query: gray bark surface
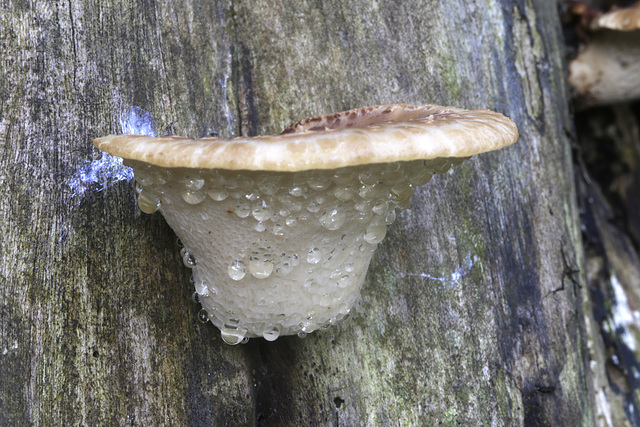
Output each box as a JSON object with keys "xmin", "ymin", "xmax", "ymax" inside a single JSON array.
[{"xmin": 0, "ymin": 0, "xmax": 594, "ymax": 425}]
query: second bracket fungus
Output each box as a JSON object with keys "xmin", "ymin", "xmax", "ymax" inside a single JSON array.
[{"xmin": 94, "ymin": 104, "xmax": 518, "ymax": 344}]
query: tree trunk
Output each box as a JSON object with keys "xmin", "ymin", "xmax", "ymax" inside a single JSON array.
[{"xmin": 0, "ymin": 0, "xmax": 595, "ymax": 425}]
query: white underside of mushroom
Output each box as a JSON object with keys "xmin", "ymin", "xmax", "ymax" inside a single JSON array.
[
  {"xmin": 569, "ymin": 30, "xmax": 640, "ymax": 108},
  {"xmin": 128, "ymin": 158, "xmax": 460, "ymax": 343}
]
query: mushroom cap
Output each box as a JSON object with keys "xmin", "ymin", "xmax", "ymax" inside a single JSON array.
[
  {"xmin": 93, "ymin": 104, "xmax": 518, "ymax": 172},
  {"xmin": 590, "ymin": 3, "xmax": 640, "ymax": 31}
]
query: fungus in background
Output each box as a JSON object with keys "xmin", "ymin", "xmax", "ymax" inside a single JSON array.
[
  {"xmin": 94, "ymin": 104, "xmax": 518, "ymax": 344},
  {"xmin": 568, "ymin": 2, "xmax": 640, "ymax": 108}
]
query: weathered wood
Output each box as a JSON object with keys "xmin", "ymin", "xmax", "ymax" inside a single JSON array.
[{"xmin": 0, "ymin": 0, "xmax": 594, "ymax": 425}]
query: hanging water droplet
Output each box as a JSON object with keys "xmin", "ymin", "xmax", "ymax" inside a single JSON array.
[
  {"xmin": 221, "ymin": 323, "xmax": 248, "ymax": 345},
  {"xmin": 337, "ymin": 275, "xmax": 350, "ymax": 288},
  {"xmin": 208, "ymin": 187, "xmax": 229, "ymax": 201},
  {"xmin": 184, "ymin": 175, "xmax": 205, "ymax": 191},
  {"xmin": 262, "ymin": 326, "xmax": 280, "ymax": 341},
  {"xmin": 198, "ymin": 309, "xmax": 209, "ymax": 323},
  {"xmin": 194, "ymin": 280, "xmax": 209, "ymax": 296},
  {"xmin": 372, "ymin": 199, "xmax": 390, "ymax": 215},
  {"xmin": 364, "ymin": 217, "xmax": 387, "ymax": 244},
  {"xmin": 358, "ymin": 170, "xmax": 379, "ymax": 185},
  {"xmin": 249, "ymin": 258, "xmax": 274, "ymax": 279},
  {"xmin": 333, "ymin": 187, "xmax": 355, "ymax": 201},
  {"xmin": 191, "ymin": 292, "xmax": 200, "ymax": 304},
  {"xmin": 307, "ymin": 175, "xmax": 331, "ymax": 191},
  {"xmin": 285, "ymin": 217, "xmax": 297, "ymax": 227},
  {"xmin": 272, "ymin": 223, "xmax": 285, "ymax": 236},
  {"xmin": 385, "ymin": 209, "xmax": 397, "ymax": 225},
  {"xmin": 134, "ymin": 181, "xmax": 144, "ymax": 195},
  {"xmin": 297, "ymin": 331, "xmax": 307, "ymax": 338},
  {"xmin": 319, "ymin": 207, "xmax": 346, "ymax": 230},
  {"xmin": 257, "ymin": 175, "xmax": 281, "ymax": 195},
  {"xmin": 138, "ymin": 190, "xmax": 161, "ymax": 214},
  {"xmin": 181, "ymin": 249, "xmax": 197, "ymax": 268},
  {"xmin": 228, "ymin": 260, "xmax": 247, "ymax": 281},
  {"xmin": 252, "ymin": 201, "xmax": 273, "ymax": 221},
  {"xmin": 182, "ymin": 189, "xmax": 206, "ymax": 205},
  {"xmin": 234, "ymin": 200, "xmax": 251, "ymax": 218},
  {"xmin": 307, "ymin": 248, "xmax": 321, "ymax": 264}
]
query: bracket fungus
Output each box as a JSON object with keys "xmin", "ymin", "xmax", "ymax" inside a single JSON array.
[
  {"xmin": 568, "ymin": 2, "xmax": 640, "ymax": 108},
  {"xmin": 94, "ymin": 104, "xmax": 518, "ymax": 344}
]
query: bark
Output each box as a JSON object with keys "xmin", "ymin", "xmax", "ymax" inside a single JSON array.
[{"xmin": 0, "ymin": 0, "xmax": 595, "ymax": 425}]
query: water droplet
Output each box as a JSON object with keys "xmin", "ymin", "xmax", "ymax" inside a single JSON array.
[
  {"xmin": 194, "ymin": 280, "xmax": 209, "ymax": 296},
  {"xmin": 252, "ymin": 201, "xmax": 273, "ymax": 221},
  {"xmin": 372, "ymin": 199, "xmax": 390, "ymax": 215},
  {"xmin": 192, "ymin": 292, "xmax": 200, "ymax": 304},
  {"xmin": 134, "ymin": 181, "xmax": 144, "ymax": 195},
  {"xmin": 208, "ymin": 187, "xmax": 229, "ymax": 201},
  {"xmin": 307, "ymin": 175, "xmax": 331, "ymax": 191},
  {"xmin": 306, "ymin": 199, "xmax": 323, "ymax": 213},
  {"xmin": 307, "ymin": 248, "xmax": 321, "ymax": 264},
  {"xmin": 364, "ymin": 218, "xmax": 387, "ymax": 244},
  {"xmin": 182, "ymin": 251, "xmax": 197, "ymax": 268},
  {"xmin": 138, "ymin": 190, "xmax": 161, "ymax": 214},
  {"xmin": 198, "ymin": 309, "xmax": 209, "ymax": 323},
  {"xmin": 182, "ymin": 190, "xmax": 206, "ymax": 205},
  {"xmin": 262, "ymin": 326, "xmax": 280, "ymax": 341},
  {"xmin": 289, "ymin": 184, "xmax": 307, "ymax": 197},
  {"xmin": 249, "ymin": 259, "xmax": 274, "ymax": 279},
  {"xmin": 333, "ymin": 187, "xmax": 355, "ymax": 201},
  {"xmin": 385, "ymin": 209, "xmax": 397, "ymax": 225},
  {"xmin": 236, "ymin": 174, "xmax": 254, "ymax": 190},
  {"xmin": 297, "ymin": 331, "xmax": 307, "ymax": 338},
  {"xmin": 337, "ymin": 275, "xmax": 350, "ymax": 288},
  {"xmin": 228, "ymin": 260, "xmax": 247, "ymax": 281},
  {"xmin": 254, "ymin": 222, "xmax": 267, "ymax": 232},
  {"xmin": 319, "ymin": 207, "xmax": 346, "ymax": 230},
  {"xmin": 358, "ymin": 170, "xmax": 379, "ymax": 185},
  {"xmin": 272, "ymin": 223, "xmax": 285, "ymax": 236},
  {"xmin": 285, "ymin": 217, "xmax": 297, "ymax": 227},
  {"xmin": 257, "ymin": 175, "xmax": 281, "ymax": 195},
  {"xmin": 359, "ymin": 183, "xmax": 384, "ymax": 200},
  {"xmin": 234, "ymin": 200, "xmax": 251, "ymax": 218},
  {"xmin": 382, "ymin": 163, "xmax": 405, "ymax": 183},
  {"xmin": 184, "ymin": 175, "xmax": 205, "ymax": 191},
  {"xmin": 408, "ymin": 168, "xmax": 433, "ymax": 186},
  {"xmin": 221, "ymin": 323, "xmax": 248, "ymax": 345},
  {"xmin": 355, "ymin": 199, "xmax": 374, "ymax": 213}
]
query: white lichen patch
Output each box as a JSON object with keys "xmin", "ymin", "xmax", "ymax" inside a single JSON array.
[{"xmin": 126, "ymin": 157, "xmax": 464, "ymax": 343}]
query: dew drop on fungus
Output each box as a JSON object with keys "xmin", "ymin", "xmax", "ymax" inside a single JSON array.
[
  {"xmin": 252, "ymin": 201, "xmax": 273, "ymax": 221},
  {"xmin": 262, "ymin": 326, "xmax": 281, "ymax": 341},
  {"xmin": 385, "ymin": 209, "xmax": 397, "ymax": 225},
  {"xmin": 184, "ymin": 176, "xmax": 205, "ymax": 191},
  {"xmin": 249, "ymin": 259, "xmax": 274, "ymax": 279},
  {"xmin": 182, "ymin": 190, "xmax": 206, "ymax": 205},
  {"xmin": 221, "ymin": 323, "xmax": 248, "ymax": 345},
  {"xmin": 234, "ymin": 200, "xmax": 251, "ymax": 218},
  {"xmin": 181, "ymin": 249, "xmax": 197, "ymax": 268},
  {"xmin": 198, "ymin": 309, "xmax": 209, "ymax": 323},
  {"xmin": 228, "ymin": 260, "xmax": 247, "ymax": 281},
  {"xmin": 364, "ymin": 218, "xmax": 387, "ymax": 244},
  {"xmin": 208, "ymin": 187, "xmax": 229, "ymax": 201},
  {"xmin": 307, "ymin": 248, "xmax": 321, "ymax": 264},
  {"xmin": 319, "ymin": 207, "xmax": 346, "ymax": 230},
  {"xmin": 192, "ymin": 292, "xmax": 200, "ymax": 304},
  {"xmin": 138, "ymin": 190, "xmax": 161, "ymax": 214}
]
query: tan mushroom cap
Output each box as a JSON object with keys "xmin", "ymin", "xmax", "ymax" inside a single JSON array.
[
  {"xmin": 590, "ymin": 3, "xmax": 640, "ymax": 31},
  {"xmin": 93, "ymin": 104, "xmax": 518, "ymax": 172}
]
